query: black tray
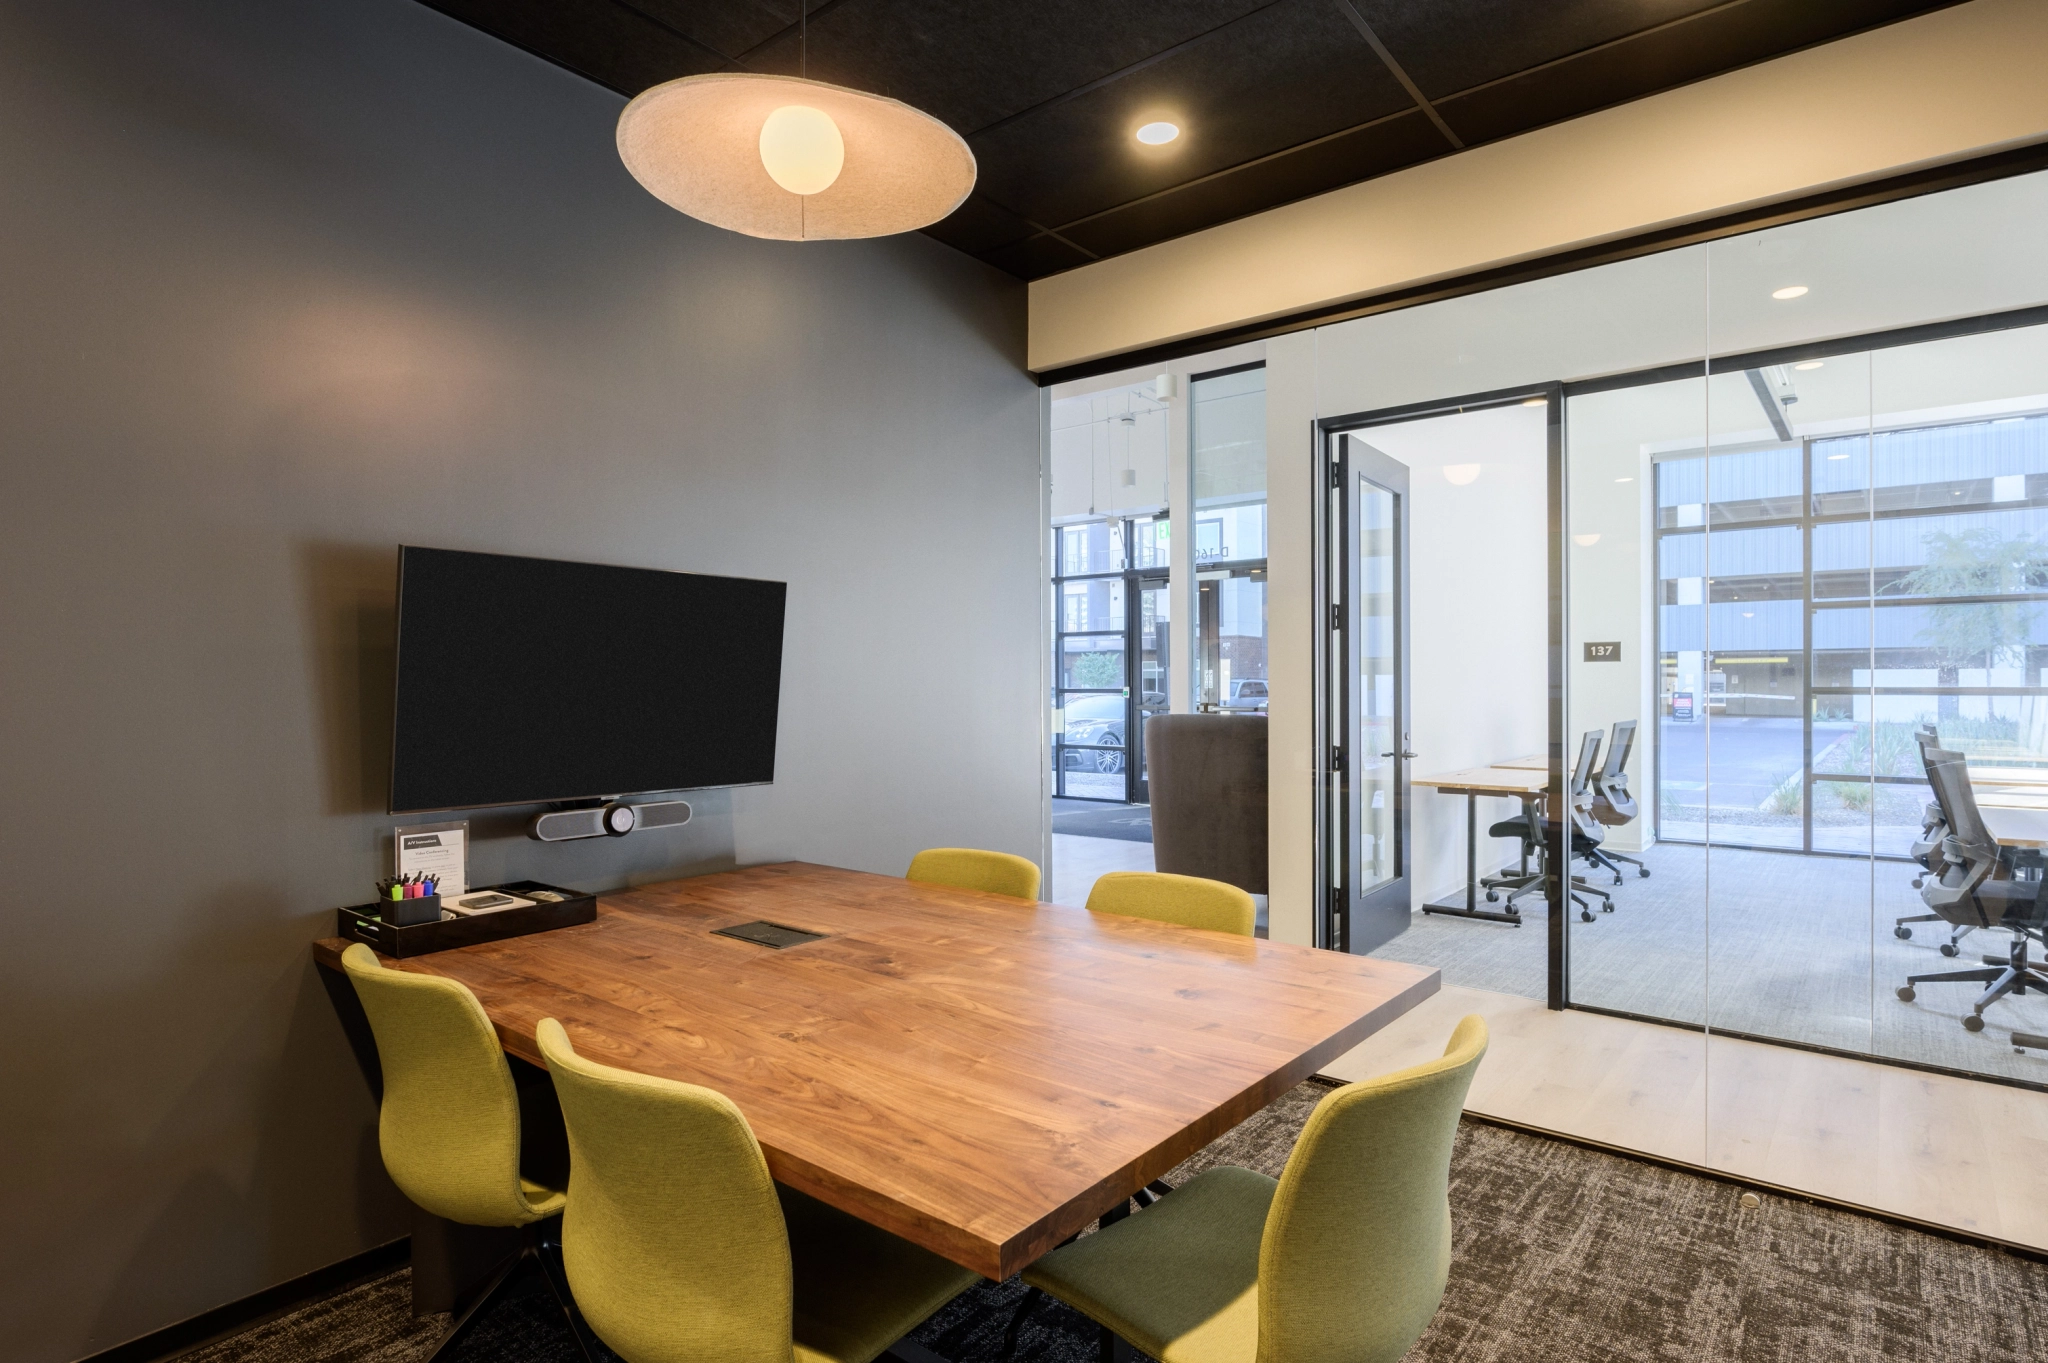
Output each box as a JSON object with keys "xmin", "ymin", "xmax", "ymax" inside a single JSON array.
[{"xmin": 337, "ymin": 880, "xmax": 596, "ymax": 957}]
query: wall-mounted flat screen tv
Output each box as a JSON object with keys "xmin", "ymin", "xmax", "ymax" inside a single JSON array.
[{"xmin": 390, "ymin": 546, "xmax": 786, "ymax": 814}]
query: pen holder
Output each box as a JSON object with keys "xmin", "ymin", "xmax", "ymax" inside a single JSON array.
[{"xmin": 390, "ymin": 894, "xmax": 442, "ymax": 926}]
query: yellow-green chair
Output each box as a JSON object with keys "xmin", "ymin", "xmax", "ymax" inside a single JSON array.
[
  {"xmin": 1017, "ymin": 1016, "xmax": 1488, "ymax": 1363},
  {"xmin": 341, "ymin": 943, "xmax": 599, "ymax": 1362},
  {"xmin": 1086, "ymin": 870, "xmax": 1256, "ymax": 937},
  {"xmin": 907, "ymin": 847, "xmax": 1041, "ymax": 900},
  {"xmin": 537, "ymin": 1016, "xmax": 980, "ymax": 1363}
]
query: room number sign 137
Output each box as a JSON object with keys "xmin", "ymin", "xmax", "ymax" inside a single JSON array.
[{"xmin": 1583, "ymin": 642, "xmax": 1621, "ymax": 662}]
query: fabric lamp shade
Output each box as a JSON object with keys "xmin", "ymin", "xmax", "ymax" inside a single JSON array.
[{"xmin": 617, "ymin": 73, "xmax": 976, "ymax": 241}]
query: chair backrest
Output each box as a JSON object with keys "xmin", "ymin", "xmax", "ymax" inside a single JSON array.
[
  {"xmin": 1085, "ymin": 870, "xmax": 1257, "ymax": 936},
  {"xmin": 1570, "ymin": 729, "xmax": 1603, "ymax": 798},
  {"xmin": 537, "ymin": 1018, "xmax": 794, "ymax": 1363},
  {"xmin": 906, "ymin": 847, "xmax": 1041, "ymax": 900},
  {"xmin": 1925, "ymin": 751, "xmax": 1994, "ymax": 860},
  {"xmin": 1591, "ymin": 721, "xmax": 1639, "ymax": 824},
  {"xmin": 340, "ymin": 943, "xmax": 535, "ymax": 1227},
  {"xmin": 1145, "ymin": 713, "xmax": 1270, "ymax": 894},
  {"xmin": 1256, "ymin": 1016, "xmax": 1488, "ymax": 1363}
]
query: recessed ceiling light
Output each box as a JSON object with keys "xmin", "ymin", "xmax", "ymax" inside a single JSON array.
[
  {"xmin": 1573, "ymin": 533, "xmax": 1601, "ymax": 547},
  {"xmin": 1443, "ymin": 463, "xmax": 1481, "ymax": 485},
  {"xmin": 1135, "ymin": 121, "xmax": 1180, "ymax": 145},
  {"xmin": 1522, "ymin": 397, "xmax": 1548, "ymax": 407},
  {"xmin": 1794, "ymin": 360, "xmax": 1825, "ymax": 371},
  {"xmin": 1828, "ymin": 453, "xmax": 1849, "ymax": 460},
  {"xmin": 1772, "ymin": 285, "xmax": 1810, "ymax": 300},
  {"xmin": 1615, "ymin": 476, "xmax": 1635, "ymax": 483}
]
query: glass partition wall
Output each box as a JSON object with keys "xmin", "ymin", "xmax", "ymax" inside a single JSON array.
[
  {"xmin": 1311, "ymin": 165, "xmax": 2048, "ymax": 1100},
  {"xmin": 1191, "ymin": 366, "xmax": 1269, "ymax": 712}
]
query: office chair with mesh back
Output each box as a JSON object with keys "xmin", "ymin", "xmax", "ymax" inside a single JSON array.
[
  {"xmin": 1486, "ymin": 730, "xmax": 1612, "ymax": 922},
  {"xmin": 1893, "ymin": 727, "xmax": 1974, "ymax": 957},
  {"xmin": 1896, "ymin": 752, "xmax": 2048, "ymax": 1032},
  {"xmin": 1583, "ymin": 720, "xmax": 1650, "ymax": 882}
]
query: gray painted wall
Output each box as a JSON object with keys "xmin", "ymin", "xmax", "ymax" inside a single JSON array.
[{"xmin": 0, "ymin": 3, "xmax": 1040, "ymax": 1358}]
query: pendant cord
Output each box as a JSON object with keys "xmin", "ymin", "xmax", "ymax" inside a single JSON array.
[{"xmin": 800, "ymin": 2, "xmax": 807, "ymax": 79}]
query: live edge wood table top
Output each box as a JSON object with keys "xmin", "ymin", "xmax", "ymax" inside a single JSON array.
[{"xmin": 313, "ymin": 862, "xmax": 1438, "ymax": 1280}]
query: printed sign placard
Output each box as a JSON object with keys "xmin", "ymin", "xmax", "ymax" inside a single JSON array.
[{"xmin": 394, "ymin": 820, "xmax": 469, "ymax": 897}]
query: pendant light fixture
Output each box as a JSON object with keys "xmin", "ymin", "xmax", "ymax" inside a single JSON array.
[{"xmin": 616, "ymin": 5, "xmax": 974, "ymax": 241}]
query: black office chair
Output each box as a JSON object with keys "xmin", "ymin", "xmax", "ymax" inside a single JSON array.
[
  {"xmin": 1896, "ymin": 752, "xmax": 2048, "ymax": 1032},
  {"xmin": 1485, "ymin": 731, "xmax": 1612, "ymax": 922},
  {"xmin": 1894, "ymin": 726, "xmax": 1974, "ymax": 958},
  {"xmin": 1583, "ymin": 719, "xmax": 1650, "ymax": 883}
]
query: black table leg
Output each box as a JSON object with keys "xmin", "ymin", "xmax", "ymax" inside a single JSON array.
[{"xmin": 1423, "ymin": 788, "xmax": 1524, "ymax": 925}]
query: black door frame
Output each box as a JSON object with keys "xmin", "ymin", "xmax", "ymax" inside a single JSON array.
[{"xmin": 1314, "ymin": 382, "xmax": 1569, "ymax": 1007}]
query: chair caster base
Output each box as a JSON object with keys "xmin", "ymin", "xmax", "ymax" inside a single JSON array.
[
  {"xmin": 1964, "ymin": 1012, "xmax": 1986, "ymax": 1033},
  {"xmin": 1897, "ymin": 986, "xmax": 1917, "ymax": 1002},
  {"xmin": 1638, "ymin": 867, "xmax": 1651, "ymax": 878},
  {"xmin": 1581, "ymin": 910, "xmax": 1595, "ymax": 923},
  {"xmin": 1940, "ymin": 943, "xmax": 1960, "ymax": 958},
  {"xmin": 1895, "ymin": 925, "xmax": 1913, "ymax": 940}
]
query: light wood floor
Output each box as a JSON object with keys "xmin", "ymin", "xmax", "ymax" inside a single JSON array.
[
  {"xmin": 1049, "ymin": 832, "xmax": 1153, "ymax": 907},
  {"xmin": 1324, "ymin": 984, "xmax": 2048, "ymax": 1252}
]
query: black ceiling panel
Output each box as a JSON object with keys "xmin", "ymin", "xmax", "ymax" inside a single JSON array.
[
  {"xmin": 1432, "ymin": 0, "xmax": 1960, "ymax": 147},
  {"xmin": 619, "ymin": 0, "xmax": 798, "ymax": 63},
  {"xmin": 412, "ymin": 0, "xmax": 1957, "ymax": 282},
  {"xmin": 969, "ymin": 0, "xmax": 1412, "ymax": 231},
  {"xmin": 916, "ymin": 191, "xmax": 1039, "ymax": 257},
  {"xmin": 1350, "ymin": 0, "xmax": 1723, "ymax": 101},
  {"xmin": 742, "ymin": 0, "xmax": 1277, "ymax": 134},
  {"xmin": 976, "ymin": 231, "xmax": 1100, "ymax": 279},
  {"xmin": 1058, "ymin": 108, "xmax": 1446, "ymax": 260}
]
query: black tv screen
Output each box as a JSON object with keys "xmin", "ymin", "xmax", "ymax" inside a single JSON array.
[{"xmin": 389, "ymin": 547, "xmax": 786, "ymax": 813}]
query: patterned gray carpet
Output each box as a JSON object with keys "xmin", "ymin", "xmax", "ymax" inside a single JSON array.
[{"xmin": 187, "ymin": 1081, "xmax": 2046, "ymax": 1363}]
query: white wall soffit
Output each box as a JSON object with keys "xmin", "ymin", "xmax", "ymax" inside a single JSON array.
[{"xmin": 1027, "ymin": 0, "xmax": 2048, "ymax": 373}]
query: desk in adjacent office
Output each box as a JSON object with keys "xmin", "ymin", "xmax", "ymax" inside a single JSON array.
[
  {"xmin": 315, "ymin": 862, "xmax": 1437, "ymax": 1281},
  {"xmin": 1410, "ymin": 766, "xmax": 1549, "ymax": 925}
]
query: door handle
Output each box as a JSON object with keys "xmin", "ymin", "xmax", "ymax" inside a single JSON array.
[{"xmin": 1382, "ymin": 750, "xmax": 1419, "ymax": 759}]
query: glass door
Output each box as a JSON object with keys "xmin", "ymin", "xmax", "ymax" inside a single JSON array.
[{"xmin": 1340, "ymin": 438, "xmax": 1413, "ymax": 952}]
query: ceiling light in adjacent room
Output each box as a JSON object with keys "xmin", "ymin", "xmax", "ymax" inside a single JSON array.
[
  {"xmin": 1794, "ymin": 360, "xmax": 1825, "ymax": 371},
  {"xmin": 1443, "ymin": 463, "xmax": 1481, "ymax": 485},
  {"xmin": 1772, "ymin": 285, "xmax": 1810, "ymax": 300},
  {"xmin": 617, "ymin": 74, "xmax": 975, "ymax": 240},
  {"xmin": 1522, "ymin": 397, "xmax": 1548, "ymax": 407},
  {"xmin": 1135, "ymin": 121, "xmax": 1180, "ymax": 145},
  {"xmin": 1828, "ymin": 453, "xmax": 1849, "ymax": 460},
  {"xmin": 1615, "ymin": 477, "xmax": 1634, "ymax": 483},
  {"xmin": 1573, "ymin": 533, "xmax": 1601, "ymax": 547}
]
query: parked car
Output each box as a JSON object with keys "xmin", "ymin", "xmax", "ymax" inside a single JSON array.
[
  {"xmin": 1223, "ymin": 678, "xmax": 1268, "ymax": 710},
  {"xmin": 1061, "ymin": 693, "xmax": 1125, "ymax": 773}
]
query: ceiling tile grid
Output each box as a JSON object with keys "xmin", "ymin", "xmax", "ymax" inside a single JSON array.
[{"xmin": 417, "ymin": 0, "xmax": 1960, "ymax": 279}]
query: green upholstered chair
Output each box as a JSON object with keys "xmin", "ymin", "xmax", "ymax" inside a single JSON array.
[
  {"xmin": 537, "ymin": 1016, "xmax": 980, "ymax": 1363},
  {"xmin": 1085, "ymin": 871, "xmax": 1256, "ymax": 937},
  {"xmin": 341, "ymin": 943, "xmax": 598, "ymax": 1362},
  {"xmin": 907, "ymin": 847, "xmax": 1042, "ymax": 901},
  {"xmin": 1018, "ymin": 1016, "xmax": 1488, "ymax": 1363}
]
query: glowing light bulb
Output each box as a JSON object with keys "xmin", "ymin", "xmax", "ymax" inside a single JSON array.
[
  {"xmin": 1772, "ymin": 285, "xmax": 1809, "ymax": 300},
  {"xmin": 760, "ymin": 105, "xmax": 844, "ymax": 195},
  {"xmin": 1135, "ymin": 122, "xmax": 1180, "ymax": 145}
]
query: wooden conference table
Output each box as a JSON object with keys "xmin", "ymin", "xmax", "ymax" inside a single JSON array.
[{"xmin": 315, "ymin": 862, "xmax": 1438, "ymax": 1281}]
